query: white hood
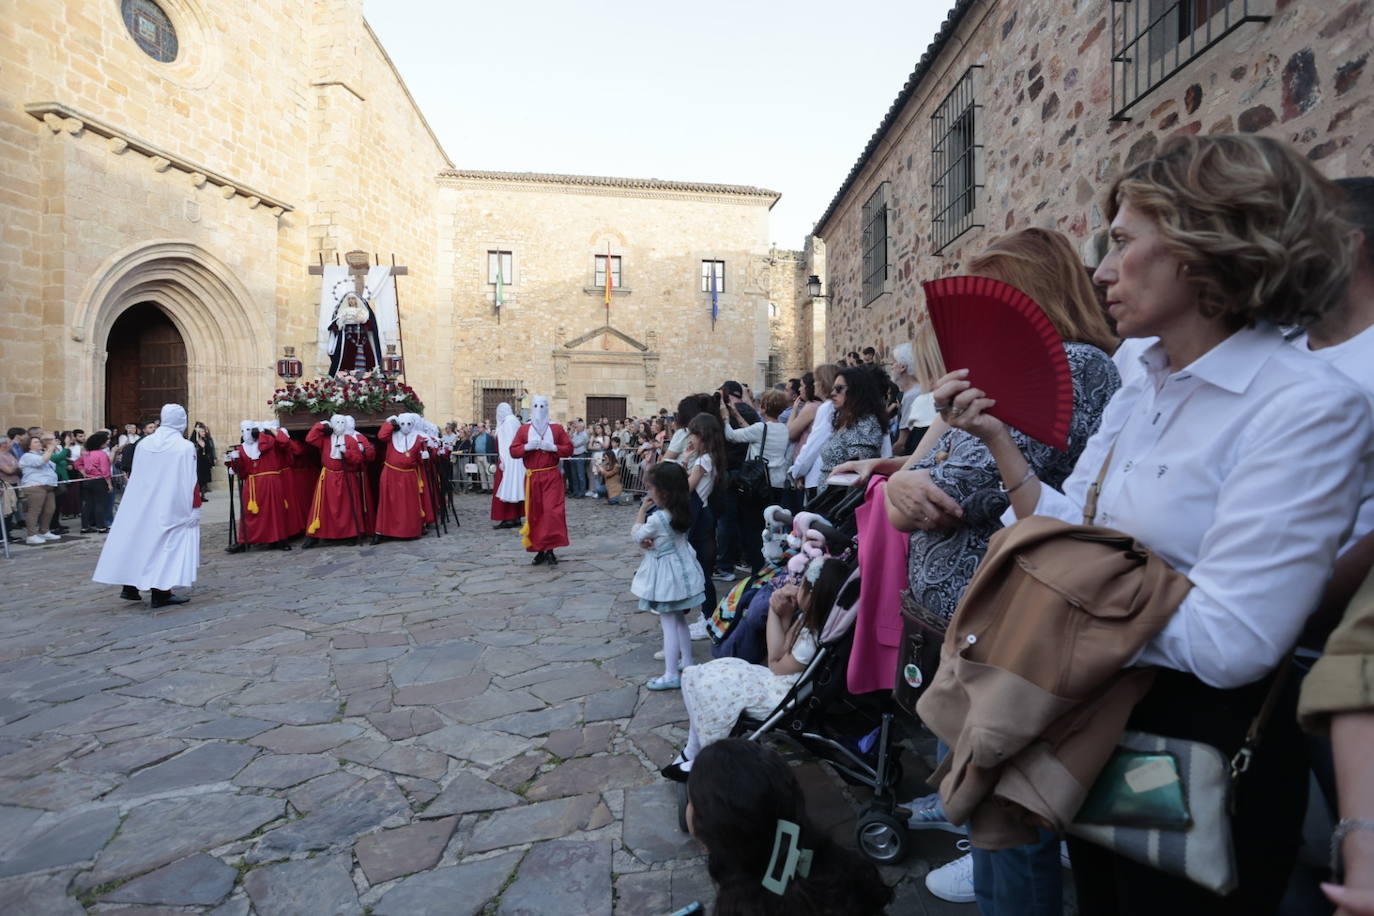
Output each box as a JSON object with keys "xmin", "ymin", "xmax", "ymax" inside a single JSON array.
[
  {"xmin": 530, "ymin": 396, "xmax": 550, "ymax": 436},
  {"xmin": 328, "ymin": 414, "xmax": 349, "ymax": 459},
  {"xmin": 240, "ymin": 420, "xmax": 261, "ymax": 460},
  {"xmin": 139, "ymin": 404, "xmax": 183, "ymax": 455}
]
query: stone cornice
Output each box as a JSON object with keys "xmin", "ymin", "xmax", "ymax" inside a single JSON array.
[
  {"xmin": 438, "ymin": 169, "xmax": 780, "ymax": 209},
  {"xmin": 24, "ymin": 101, "xmax": 295, "ymax": 214}
]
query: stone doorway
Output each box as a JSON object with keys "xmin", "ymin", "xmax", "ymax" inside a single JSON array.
[{"xmin": 105, "ymin": 302, "xmax": 188, "ymax": 428}]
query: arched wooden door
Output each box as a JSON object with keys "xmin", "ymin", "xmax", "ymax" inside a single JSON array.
[{"xmin": 105, "ymin": 302, "xmax": 188, "ymax": 428}]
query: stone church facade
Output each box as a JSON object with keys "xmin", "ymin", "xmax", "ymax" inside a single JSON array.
[
  {"xmin": 2, "ymin": 0, "xmax": 788, "ymax": 445},
  {"xmin": 814, "ymin": 0, "xmax": 1374, "ymax": 366}
]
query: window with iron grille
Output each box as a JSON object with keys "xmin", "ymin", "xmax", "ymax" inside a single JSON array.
[
  {"xmin": 1110, "ymin": 0, "xmax": 1269, "ymax": 121},
  {"xmin": 700, "ymin": 260, "xmax": 725, "ymax": 293},
  {"xmin": 594, "ymin": 255, "xmax": 622, "ymax": 289},
  {"xmin": 487, "ymin": 250, "xmax": 512, "ymax": 285},
  {"xmin": 586, "ymin": 396, "xmax": 627, "ymax": 424},
  {"xmin": 861, "ymin": 184, "xmax": 890, "ymax": 304},
  {"xmin": 122, "ymin": 0, "xmax": 178, "ymax": 62},
  {"xmin": 930, "ymin": 67, "xmax": 982, "ymax": 255},
  {"xmin": 475, "ymin": 379, "xmax": 521, "ymax": 426}
]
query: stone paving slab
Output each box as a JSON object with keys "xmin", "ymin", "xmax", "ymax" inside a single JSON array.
[{"xmin": 0, "ymin": 496, "xmax": 955, "ymax": 913}]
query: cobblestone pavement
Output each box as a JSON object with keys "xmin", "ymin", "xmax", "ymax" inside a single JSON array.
[{"xmin": 0, "ymin": 491, "xmax": 979, "ymax": 914}]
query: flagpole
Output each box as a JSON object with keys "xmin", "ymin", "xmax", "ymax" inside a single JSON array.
[{"xmin": 604, "ymin": 241, "xmax": 613, "ymax": 323}]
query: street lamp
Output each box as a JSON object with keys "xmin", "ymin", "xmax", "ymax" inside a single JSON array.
[
  {"xmin": 276, "ymin": 346, "xmax": 303, "ymax": 385},
  {"xmin": 806, "ymin": 275, "xmax": 824, "ymax": 298}
]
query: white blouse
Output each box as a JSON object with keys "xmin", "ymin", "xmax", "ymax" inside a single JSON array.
[{"xmin": 1027, "ymin": 325, "xmax": 1374, "ymax": 689}]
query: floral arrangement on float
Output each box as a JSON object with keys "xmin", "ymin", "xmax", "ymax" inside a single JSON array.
[{"xmin": 270, "ymin": 370, "xmax": 424, "ymax": 428}]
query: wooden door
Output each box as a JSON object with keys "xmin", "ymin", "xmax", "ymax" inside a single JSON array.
[
  {"xmin": 105, "ymin": 303, "xmax": 187, "ymax": 427},
  {"xmin": 481, "ymin": 388, "xmax": 516, "ymax": 425},
  {"xmin": 586, "ymin": 396, "xmax": 626, "ymax": 425}
]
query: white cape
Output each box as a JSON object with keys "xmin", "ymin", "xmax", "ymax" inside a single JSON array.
[
  {"xmin": 495, "ymin": 414, "xmax": 526, "ymax": 504},
  {"xmin": 93, "ymin": 409, "xmax": 200, "ymax": 590}
]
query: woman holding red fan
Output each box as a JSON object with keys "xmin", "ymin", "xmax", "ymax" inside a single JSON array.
[
  {"xmin": 839, "ymin": 226, "xmax": 1121, "ymax": 911},
  {"xmin": 934, "ymin": 134, "xmax": 1373, "ymax": 915}
]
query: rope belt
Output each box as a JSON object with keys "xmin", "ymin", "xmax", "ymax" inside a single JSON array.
[
  {"xmin": 307, "ymin": 466, "xmax": 362, "ymax": 535},
  {"xmin": 520, "ymin": 464, "xmax": 560, "ymax": 548},
  {"xmin": 385, "ymin": 462, "xmax": 427, "ymax": 517},
  {"xmin": 245, "ymin": 469, "xmax": 287, "ymax": 515}
]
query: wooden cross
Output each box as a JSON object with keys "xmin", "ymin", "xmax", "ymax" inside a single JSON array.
[{"xmin": 309, "ymin": 250, "xmax": 408, "ymax": 293}]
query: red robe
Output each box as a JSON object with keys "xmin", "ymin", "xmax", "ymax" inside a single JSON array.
[
  {"xmin": 375, "ymin": 424, "xmax": 429, "ymax": 538},
  {"xmin": 352, "ymin": 433, "xmax": 378, "ymax": 534},
  {"xmin": 490, "ymin": 465, "xmax": 523, "ymax": 521},
  {"xmin": 228, "ymin": 432, "xmax": 296, "ymax": 544},
  {"xmin": 283, "ymin": 431, "xmax": 316, "ymax": 536},
  {"xmin": 509, "ymin": 422, "xmax": 573, "ymax": 551},
  {"xmin": 304, "ymin": 423, "xmax": 369, "ymax": 540}
]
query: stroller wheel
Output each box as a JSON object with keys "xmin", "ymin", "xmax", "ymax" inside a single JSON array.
[
  {"xmin": 676, "ymin": 780, "xmax": 690, "ymax": 834},
  {"xmin": 855, "ymin": 808, "xmax": 909, "ymax": 864}
]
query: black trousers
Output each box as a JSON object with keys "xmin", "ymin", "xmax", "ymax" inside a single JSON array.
[
  {"xmin": 1067, "ymin": 664, "xmax": 1308, "ymax": 916},
  {"xmin": 689, "ymin": 494, "xmax": 717, "ymax": 615}
]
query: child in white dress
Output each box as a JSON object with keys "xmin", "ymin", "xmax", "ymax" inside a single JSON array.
[
  {"xmin": 662, "ymin": 557, "xmax": 848, "ymax": 780},
  {"xmin": 633, "ymin": 462, "xmax": 707, "ymax": 690}
]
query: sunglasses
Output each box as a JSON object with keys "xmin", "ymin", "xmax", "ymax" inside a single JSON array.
[{"xmin": 831, "ymin": 385, "xmax": 848, "ymax": 395}]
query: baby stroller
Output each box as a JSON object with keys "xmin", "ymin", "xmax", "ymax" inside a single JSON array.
[{"xmin": 695, "ymin": 518, "xmax": 913, "ymax": 866}]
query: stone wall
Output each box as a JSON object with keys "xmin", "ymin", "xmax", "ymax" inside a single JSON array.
[
  {"xmin": 816, "ymin": 0, "xmax": 1374, "ymax": 360},
  {"xmin": 0, "ymin": 0, "xmax": 451, "ymax": 439},
  {"xmin": 436, "ymin": 173, "xmax": 778, "ymax": 423}
]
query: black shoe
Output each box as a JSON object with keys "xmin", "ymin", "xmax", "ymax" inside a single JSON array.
[
  {"xmin": 52, "ymin": 526, "xmax": 69, "ymax": 534},
  {"xmin": 225, "ymin": 543, "xmax": 246, "ymax": 554},
  {"xmin": 300, "ymin": 537, "xmax": 319, "ymax": 550},
  {"xmin": 150, "ymin": 589, "xmax": 189, "ymax": 609},
  {"xmin": 119, "ymin": 586, "xmax": 141, "ymax": 601},
  {"xmin": 274, "ymin": 540, "xmax": 292, "ymax": 551},
  {"xmin": 81, "ymin": 527, "xmax": 94, "ymax": 534},
  {"xmin": 531, "ymin": 550, "xmax": 548, "ymax": 566},
  {"xmin": 546, "ymin": 551, "xmax": 559, "ymax": 566},
  {"xmin": 660, "ymin": 760, "xmax": 689, "ymax": 783},
  {"xmin": 370, "ymin": 535, "xmax": 382, "ymax": 546}
]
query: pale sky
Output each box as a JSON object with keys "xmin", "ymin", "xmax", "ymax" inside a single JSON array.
[{"xmin": 363, "ymin": 1, "xmax": 952, "ymax": 250}]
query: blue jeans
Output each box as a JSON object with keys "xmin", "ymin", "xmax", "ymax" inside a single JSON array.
[
  {"xmin": 970, "ymin": 829, "xmax": 1062, "ymax": 916},
  {"xmin": 568, "ymin": 456, "xmax": 588, "ymax": 495}
]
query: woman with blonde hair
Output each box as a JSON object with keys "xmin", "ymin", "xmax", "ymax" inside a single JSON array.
[
  {"xmin": 935, "ymin": 134, "xmax": 1373, "ymax": 914},
  {"xmin": 836, "ymin": 225, "xmax": 1122, "ymax": 910}
]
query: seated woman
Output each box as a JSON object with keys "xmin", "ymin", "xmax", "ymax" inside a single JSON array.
[
  {"xmin": 936, "ymin": 134, "xmax": 1372, "ymax": 915},
  {"xmin": 663, "ymin": 557, "xmax": 848, "ymax": 781},
  {"xmin": 593, "ymin": 449, "xmax": 623, "ymax": 504},
  {"xmin": 685, "ymin": 738, "xmax": 893, "ymax": 916}
]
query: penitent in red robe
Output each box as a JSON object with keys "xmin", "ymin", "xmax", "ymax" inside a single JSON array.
[
  {"xmin": 304, "ymin": 422, "xmax": 370, "ymax": 540},
  {"xmin": 509, "ymin": 422, "xmax": 573, "ymax": 552},
  {"xmin": 490, "ymin": 465, "xmax": 523, "ymax": 521},
  {"xmin": 375, "ymin": 424, "xmax": 429, "ymax": 538},
  {"xmin": 284, "ymin": 431, "xmax": 318, "ymax": 536},
  {"xmin": 228, "ymin": 432, "xmax": 297, "ymax": 544}
]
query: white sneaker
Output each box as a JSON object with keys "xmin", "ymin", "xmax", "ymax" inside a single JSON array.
[
  {"xmin": 42, "ymin": 532, "xmax": 61, "ymax": 541},
  {"xmin": 688, "ymin": 618, "xmax": 709, "ymax": 641},
  {"xmin": 653, "ymin": 649, "xmax": 665, "ymax": 660},
  {"xmin": 925, "ymin": 842, "xmax": 975, "ymax": 904},
  {"xmin": 24, "ymin": 535, "xmax": 46, "ymax": 546}
]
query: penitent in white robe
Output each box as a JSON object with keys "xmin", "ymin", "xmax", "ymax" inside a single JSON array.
[
  {"xmin": 494, "ymin": 406, "xmax": 526, "ymax": 505},
  {"xmin": 93, "ymin": 404, "xmax": 201, "ymax": 591}
]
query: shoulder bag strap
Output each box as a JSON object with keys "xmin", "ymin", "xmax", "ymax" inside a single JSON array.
[
  {"xmin": 1231, "ymin": 655, "xmax": 1294, "ymax": 784},
  {"xmin": 1081, "ymin": 445, "xmax": 1118, "ymax": 526}
]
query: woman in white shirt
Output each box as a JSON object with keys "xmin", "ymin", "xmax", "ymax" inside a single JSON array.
[
  {"xmin": 722, "ymin": 388, "xmax": 791, "ymax": 574},
  {"xmin": 788, "ymin": 364, "xmax": 840, "ymax": 500},
  {"xmin": 935, "ymin": 134, "xmax": 1373, "ymax": 915}
]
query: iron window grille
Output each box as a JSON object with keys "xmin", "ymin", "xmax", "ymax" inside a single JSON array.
[
  {"xmin": 487, "ymin": 250, "xmax": 512, "ymax": 285},
  {"xmin": 1110, "ymin": 0, "xmax": 1269, "ymax": 120},
  {"xmin": 931, "ymin": 66, "xmax": 983, "ymax": 255},
  {"xmin": 862, "ymin": 183, "xmax": 890, "ymax": 304},
  {"xmin": 475, "ymin": 379, "xmax": 522, "ymax": 426},
  {"xmin": 594, "ymin": 255, "xmax": 622, "ymax": 289},
  {"xmin": 700, "ymin": 260, "xmax": 725, "ymax": 293}
]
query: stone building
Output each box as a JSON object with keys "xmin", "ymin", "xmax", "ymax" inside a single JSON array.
[
  {"xmin": 437, "ymin": 170, "xmax": 778, "ymax": 424},
  {"xmin": 813, "ymin": 0, "xmax": 1374, "ymax": 365},
  {"xmin": 1, "ymin": 0, "xmax": 787, "ymax": 445}
]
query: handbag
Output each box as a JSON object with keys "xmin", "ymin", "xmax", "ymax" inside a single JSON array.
[
  {"xmin": 1064, "ymin": 448, "xmax": 1291, "ymax": 896},
  {"xmin": 732, "ymin": 424, "xmax": 772, "ymax": 501}
]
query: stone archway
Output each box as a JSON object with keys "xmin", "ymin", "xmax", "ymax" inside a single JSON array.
[{"xmin": 75, "ymin": 240, "xmax": 273, "ymax": 459}]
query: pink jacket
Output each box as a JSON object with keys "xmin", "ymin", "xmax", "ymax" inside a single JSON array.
[
  {"xmin": 75, "ymin": 449, "xmax": 112, "ymax": 480},
  {"xmin": 848, "ymin": 475, "xmax": 908, "ymax": 693}
]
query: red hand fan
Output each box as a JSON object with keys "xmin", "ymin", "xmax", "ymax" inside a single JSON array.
[{"xmin": 921, "ymin": 274, "xmax": 1073, "ymax": 451}]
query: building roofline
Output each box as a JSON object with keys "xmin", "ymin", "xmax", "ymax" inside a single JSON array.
[
  {"xmin": 438, "ymin": 169, "xmax": 781, "ymax": 206},
  {"xmin": 362, "ymin": 18, "xmax": 454, "ymax": 169},
  {"xmin": 812, "ymin": 0, "xmax": 979, "ymax": 238}
]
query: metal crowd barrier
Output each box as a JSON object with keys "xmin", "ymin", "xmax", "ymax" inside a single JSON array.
[{"xmin": 442, "ymin": 448, "xmax": 653, "ymax": 500}]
